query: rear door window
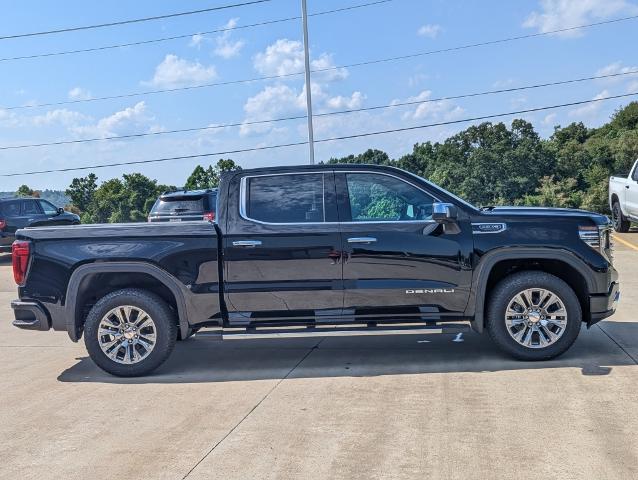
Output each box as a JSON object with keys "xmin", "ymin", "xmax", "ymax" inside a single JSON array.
[
  {"xmin": 22, "ymin": 200, "xmax": 41, "ymax": 215},
  {"xmin": 245, "ymin": 173, "xmax": 326, "ymax": 223}
]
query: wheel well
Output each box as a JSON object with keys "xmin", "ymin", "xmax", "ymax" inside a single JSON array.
[
  {"xmin": 611, "ymin": 194, "xmax": 619, "ymax": 206},
  {"xmin": 74, "ymin": 272, "xmax": 178, "ymax": 335},
  {"xmin": 483, "ymin": 259, "xmax": 589, "ymax": 325}
]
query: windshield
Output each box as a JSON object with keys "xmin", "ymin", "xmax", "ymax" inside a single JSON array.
[{"xmin": 151, "ymin": 196, "xmax": 206, "ymax": 215}]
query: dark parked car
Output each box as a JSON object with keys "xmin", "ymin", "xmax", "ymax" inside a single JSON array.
[
  {"xmin": 0, "ymin": 197, "xmax": 79, "ymax": 252},
  {"xmin": 147, "ymin": 189, "xmax": 217, "ymax": 223},
  {"xmin": 11, "ymin": 165, "xmax": 618, "ymax": 376}
]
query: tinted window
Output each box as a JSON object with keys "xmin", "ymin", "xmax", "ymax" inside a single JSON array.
[
  {"xmin": 346, "ymin": 173, "xmax": 435, "ymax": 222},
  {"xmin": 246, "ymin": 174, "xmax": 325, "ymax": 223},
  {"xmin": 22, "ymin": 200, "xmax": 40, "ymax": 215},
  {"xmin": 151, "ymin": 196, "xmax": 205, "ymax": 214},
  {"xmin": 38, "ymin": 200, "xmax": 58, "ymax": 215},
  {"xmin": 1, "ymin": 201, "xmax": 21, "ymax": 216}
]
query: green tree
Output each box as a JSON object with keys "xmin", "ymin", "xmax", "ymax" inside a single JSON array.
[
  {"xmin": 66, "ymin": 173, "xmax": 98, "ymax": 213},
  {"xmin": 16, "ymin": 185, "xmax": 39, "ymax": 197},
  {"xmin": 184, "ymin": 158, "xmax": 241, "ymax": 189}
]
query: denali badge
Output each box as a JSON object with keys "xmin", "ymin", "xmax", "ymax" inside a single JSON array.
[
  {"xmin": 472, "ymin": 222, "xmax": 507, "ymax": 234},
  {"xmin": 406, "ymin": 288, "xmax": 455, "ymax": 294}
]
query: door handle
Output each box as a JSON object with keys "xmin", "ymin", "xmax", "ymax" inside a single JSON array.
[
  {"xmin": 232, "ymin": 240, "xmax": 262, "ymax": 248},
  {"xmin": 347, "ymin": 237, "xmax": 377, "ymax": 244}
]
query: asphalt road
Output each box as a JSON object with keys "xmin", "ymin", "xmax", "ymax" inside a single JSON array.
[{"xmin": 1, "ymin": 236, "xmax": 637, "ymax": 480}]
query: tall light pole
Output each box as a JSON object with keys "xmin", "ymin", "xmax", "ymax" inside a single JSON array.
[{"xmin": 301, "ymin": 0, "xmax": 315, "ymax": 164}]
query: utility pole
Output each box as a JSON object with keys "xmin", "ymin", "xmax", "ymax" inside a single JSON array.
[{"xmin": 301, "ymin": 0, "xmax": 315, "ymax": 164}]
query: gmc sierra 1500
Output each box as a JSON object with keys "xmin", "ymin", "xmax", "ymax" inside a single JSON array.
[{"xmin": 11, "ymin": 164, "xmax": 619, "ymax": 376}]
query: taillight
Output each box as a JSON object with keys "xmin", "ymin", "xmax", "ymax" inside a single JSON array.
[
  {"xmin": 0, "ymin": 219, "xmax": 5, "ymax": 230},
  {"xmin": 12, "ymin": 240, "xmax": 30, "ymax": 286},
  {"xmin": 203, "ymin": 211, "xmax": 215, "ymax": 222}
]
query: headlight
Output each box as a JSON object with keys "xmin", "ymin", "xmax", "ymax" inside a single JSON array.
[{"xmin": 579, "ymin": 225, "xmax": 613, "ymax": 263}]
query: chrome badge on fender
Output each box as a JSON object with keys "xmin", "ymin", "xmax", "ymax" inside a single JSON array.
[{"xmin": 406, "ymin": 288, "xmax": 455, "ymax": 294}]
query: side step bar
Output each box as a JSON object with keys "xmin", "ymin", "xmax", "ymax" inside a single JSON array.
[{"xmin": 197, "ymin": 323, "xmax": 470, "ymax": 340}]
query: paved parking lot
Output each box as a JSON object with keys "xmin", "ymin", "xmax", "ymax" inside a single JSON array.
[{"xmin": 1, "ymin": 235, "xmax": 638, "ymax": 480}]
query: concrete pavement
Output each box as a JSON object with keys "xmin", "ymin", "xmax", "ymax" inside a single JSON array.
[{"xmin": 0, "ymin": 240, "xmax": 637, "ymax": 479}]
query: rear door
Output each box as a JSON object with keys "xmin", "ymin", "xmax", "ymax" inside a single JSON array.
[
  {"xmin": 223, "ymin": 171, "xmax": 343, "ymax": 324},
  {"xmin": 336, "ymin": 171, "xmax": 473, "ymax": 321},
  {"xmin": 21, "ymin": 199, "xmax": 47, "ymax": 226},
  {"xmin": 626, "ymin": 164, "xmax": 638, "ymax": 217}
]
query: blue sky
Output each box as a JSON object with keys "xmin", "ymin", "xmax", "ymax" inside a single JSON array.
[{"xmin": 0, "ymin": 0, "xmax": 637, "ymax": 191}]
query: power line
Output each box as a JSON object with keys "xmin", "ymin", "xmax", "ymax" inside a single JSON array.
[
  {"xmin": 2, "ymin": 69, "xmax": 637, "ymax": 151},
  {"xmin": 3, "ymin": 91, "xmax": 637, "ymax": 177},
  {"xmin": 310, "ymin": 14, "xmax": 638, "ymax": 75},
  {"xmin": 0, "ymin": 1, "xmax": 394, "ymax": 62},
  {"xmin": 0, "ymin": 0, "xmax": 272, "ymax": 41},
  {"xmin": 3, "ymin": 13, "xmax": 636, "ymax": 112}
]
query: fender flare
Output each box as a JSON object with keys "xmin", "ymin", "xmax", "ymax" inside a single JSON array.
[
  {"xmin": 466, "ymin": 248, "xmax": 595, "ymax": 333},
  {"xmin": 65, "ymin": 262, "xmax": 191, "ymax": 341}
]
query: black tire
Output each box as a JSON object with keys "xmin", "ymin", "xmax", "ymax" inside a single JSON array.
[
  {"xmin": 84, "ymin": 289, "xmax": 177, "ymax": 377},
  {"xmin": 612, "ymin": 202, "xmax": 630, "ymax": 233},
  {"xmin": 486, "ymin": 271, "xmax": 582, "ymax": 361}
]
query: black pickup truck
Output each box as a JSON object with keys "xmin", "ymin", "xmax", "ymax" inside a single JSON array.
[{"xmin": 11, "ymin": 164, "xmax": 619, "ymax": 376}]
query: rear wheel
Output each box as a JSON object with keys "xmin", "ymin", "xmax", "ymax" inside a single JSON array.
[
  {"xmin": 486, "ymin": 271, "xmax": 582, "ymax": 361},
  {"xmin": 612, "ymin": 202, "xmax": 630, "ymax": 233},
  {"xmin": 84, "ymin": 289, "xmax": 177, "ymax": 377}
]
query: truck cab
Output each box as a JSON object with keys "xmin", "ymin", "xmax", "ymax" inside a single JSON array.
[{"xmin": 609, "ymin": 158, "xmax": 638, "ymax": 232}]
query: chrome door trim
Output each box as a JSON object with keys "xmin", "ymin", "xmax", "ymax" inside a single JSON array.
[{"xmin": 238, "ymin": 169, "xmax": 442, "ymax": 226}]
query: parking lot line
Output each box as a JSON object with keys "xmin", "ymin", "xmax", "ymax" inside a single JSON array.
[{"xmin": 613, "ymin": 234, "xmax": 638, "ymax": 252}]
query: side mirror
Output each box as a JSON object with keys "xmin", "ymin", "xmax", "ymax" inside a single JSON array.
[
  {"xmin": 57, "ymin": 207, "xmax": 64, "ymax": 215},
  {"xmin": 432, "ymin": 202, "xmax": 457, "ymax": 223}
]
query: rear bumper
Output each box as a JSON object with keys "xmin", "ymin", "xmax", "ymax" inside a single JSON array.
[
  {"xmin": 589, "ymin": 281, "xmax": 620, "ymax": 325},
  {"xmin": 11, "ymin": 300, "xmax": 51, "ymax": 331}
]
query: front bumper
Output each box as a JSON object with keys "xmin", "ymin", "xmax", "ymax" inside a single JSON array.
[
  {"xmin": 589, "ymin": 281, "xmax": 620, "ymax": 325},
  {"xmin": 11, "ymin": 300, "xmax": 51, "ymax": 331}
]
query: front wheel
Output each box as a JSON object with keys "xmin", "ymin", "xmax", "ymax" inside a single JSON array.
[
  {"xmin": 83, "ymin": 289, "xmax": 177, "ymax": 377},
  {"xmin": 486, "ymin": 271, "xmax": 582, "ymax": 361},
  {"xmin": 612, "ymin": 202, "xmax": 630, "ymax": 233}
]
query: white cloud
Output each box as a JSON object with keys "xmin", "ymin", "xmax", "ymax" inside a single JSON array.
[
  {"xmin": 542, "ymin": 113, "xmax": 558, "ymax": 125},
  {"xmin": 214, "ymin": 18, "xmax": 245, "ymax": 59},
  {"xmin": 569, "ymin": 89, "xmax": 609, "ymax": 117},
  {"xmin": 189, "ymin": 34, "xmax": 205, "ymax": 48},
  {"xmin": 68, "ymin": 87, "xmax": 92, "ymax": 100},
  {"xmin": 143, "ymin": 54, "xmax": 217, "ymax": 88},
  {"xmin": 523, "ymin": 0, "xmax": 638, "ymax": 37},
  {"xmin": 326, "ymin": 92, "xmax": 365, "ymax": 110},
  {"xmin": 417, "ymin": 24, "xmax": 442, "ymax": 38},
  {"xmin": 72, "ymin": 101, "xmax": 155, "ymax": 138},
  {"xmin": 399, "ymin": 90, "xmax": 465, "ymax": 121},
  {"xmin": 240, "ymin": 85, "xmax": 305, "ymax": 136},
  {"xmin": 0, "ymin": 109, "xmax": 19, "ymax": 127},
  {"xmin": 32, "ymin": 109, "xmax": 89, "ymax": 127},
  {"xmin": 253, "ymin": 39, "xmax": 347, "ymax": 81},
  {"xmin": 595, "ymin": 61, "xmax": 638, "ymax": 92}
]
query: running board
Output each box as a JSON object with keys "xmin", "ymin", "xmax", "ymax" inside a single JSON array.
[{"xmin": 197, "ymin": 323, "xmax": 470, "ymax": 340}]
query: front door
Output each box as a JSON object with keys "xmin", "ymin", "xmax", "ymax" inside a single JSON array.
[
  {"xmin": 336, "ymin": 171, "xmax": 473, "ymax": 321},
  {"xmin": 223, "ymin": 171, "xmax": 343, "ymax": 324}
]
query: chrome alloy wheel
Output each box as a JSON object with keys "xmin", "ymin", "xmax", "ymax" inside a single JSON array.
[
  {"xmin": 97, "ymin": 306, "xmax": 157, "ymax": 364},
  {"xmin": 505, "ymin": 288, "xmax": 567, "ymax": 349}
]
